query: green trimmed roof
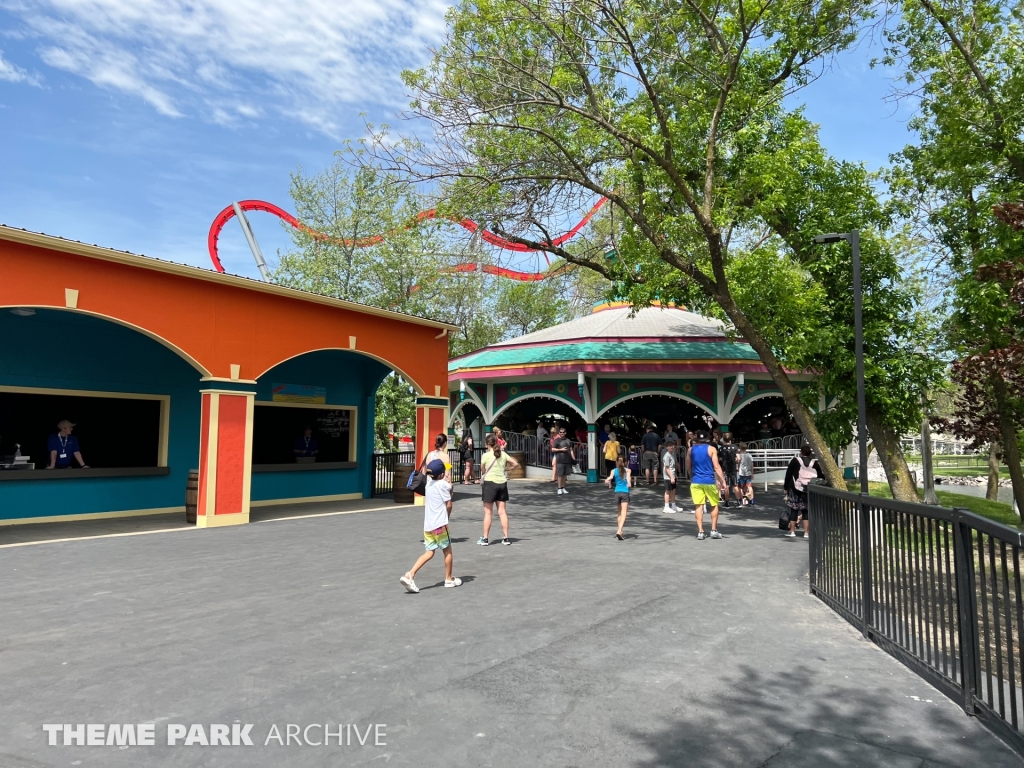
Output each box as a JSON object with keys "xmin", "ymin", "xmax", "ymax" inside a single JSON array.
[{"xmin": 450, "ymin": 340, "xmax": 759, "ymax": 372}]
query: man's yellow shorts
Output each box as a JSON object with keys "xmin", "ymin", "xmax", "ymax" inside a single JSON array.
[{"xmin": 690, "ymin": 483, "xmax": 720, "ymax": 507}]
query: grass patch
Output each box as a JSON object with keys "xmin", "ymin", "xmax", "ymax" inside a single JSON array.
[
  {"xmin": 846, "ymin": 480, "xmax": 1020, "ymax": 529},
  {"xmin": 933, "ymin": 467, "xmax": 1011, "ymax": 479}
]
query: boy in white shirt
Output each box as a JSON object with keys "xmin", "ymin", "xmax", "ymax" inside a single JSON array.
[
  {"xmin": 662, "ymin": 438, "xmax": 679, "ymax": 513},
  {"xmin": 737, "ymin": 442, "xmax": 755, "ymax": 506},
  {"xmin": 400, "ymin": 460, "xmax": 462, "ymax": 593}
]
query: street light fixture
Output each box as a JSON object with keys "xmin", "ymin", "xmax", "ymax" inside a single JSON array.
[{"xmin": 814, "ymin": 230, "xmax": 868, "ymax": 497}]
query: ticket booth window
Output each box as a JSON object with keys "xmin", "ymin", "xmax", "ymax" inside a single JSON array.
[
  {"xmin": 252, "ymin": 404, "xmax": 355, "ymax": 465},
  {"xmin": 0, "ymin": 389, "xmax": 165, "ymax": 468}
]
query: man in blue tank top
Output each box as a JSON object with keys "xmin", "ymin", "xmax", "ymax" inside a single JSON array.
[{"xmin": 686, "ymin": 430, "xmax": 726, "ymax": 540}]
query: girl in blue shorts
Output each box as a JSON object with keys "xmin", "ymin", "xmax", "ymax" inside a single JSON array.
[{"xmin": 604, "ymin": 455, "xmax": 631, "ymax": 540}]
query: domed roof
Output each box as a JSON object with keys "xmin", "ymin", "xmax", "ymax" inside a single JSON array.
[
  {"xmin": 450, "ymin": 303, "xmax": 763, "ymax": 377},
  {"xmin": 490, "ymin": 303, "xmax": 728, "ymax": 346}
]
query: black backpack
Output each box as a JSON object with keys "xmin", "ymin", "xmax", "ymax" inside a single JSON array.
[{"xmin": 720, "ymin": 443, "xmax": 738, "ymax": 472}]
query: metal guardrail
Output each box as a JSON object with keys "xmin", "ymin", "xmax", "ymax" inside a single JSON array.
[
  {"xmin": 371, "ymin": 448, "xmax": 498, "ymax": 495},
  {"xmin": 745, "ymin": 434, "xmax": 806, "ymax": 450},
  {"xmin": 747, "ymin": 448, "xmax": 800, "ymax": 490},
  {"xmin": 371, "ymin": 451, "xmax": 415, "ymax": 496},
  {"xmin": 808, "ymin": 485, "xmax": 1024, "ymax": 755},
  {"xmin": 498, "ymin": 431, "xmax": 590, "ymax": 472}
]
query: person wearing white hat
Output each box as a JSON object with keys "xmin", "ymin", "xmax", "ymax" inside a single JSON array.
[{"xmin": 46, "ymin": 420, "xmax": 88, "ymax": 469}]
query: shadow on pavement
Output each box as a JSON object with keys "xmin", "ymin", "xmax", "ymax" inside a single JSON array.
[{"xmin": 626, "ymin": 662, "xmax": 1015, "ymax": 767}]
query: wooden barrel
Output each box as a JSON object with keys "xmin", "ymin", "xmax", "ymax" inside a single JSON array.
[
  {"xmin": 185, "ymin": 469, "xmax": 199, "ymax": 524},
  {"xmin": 393, "ymin": 463, "xmax": 415, "ymax": 504},
  {"xmin": 506, "ymin": 452, "xmax": 527, "ymax": 479}
]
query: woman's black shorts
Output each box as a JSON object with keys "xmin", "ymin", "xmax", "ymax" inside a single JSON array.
[{"xmin": 482, "ymin": 481, "xmax": 509, "ymax": 503}]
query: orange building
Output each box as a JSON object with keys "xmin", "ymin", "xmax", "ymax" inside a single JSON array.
[{"xmin": 0, "ymin": 226, "xmax": 453, "ymax": 526}]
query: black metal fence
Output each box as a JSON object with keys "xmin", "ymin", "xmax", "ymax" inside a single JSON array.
[
  {"xmin": 808, "ymin": 485, "xmax": 1024, "ymax": 754},
  {"xmin": 370, "ymin": 451, "xmax": 415, "ymax": 496},
  {"xmin": 371, "ymin": 448, "xmax": 489, "ymax": 496}
]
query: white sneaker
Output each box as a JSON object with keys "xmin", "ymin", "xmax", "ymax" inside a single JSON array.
[
  {"xmin": 400, "ymin": 573, "xmax": 419, "ymax": 593},
  {"xmin": 562, "ymin": 488, "xmax": 569, "ymax": 495},
  {"xmin": 663, "ymin": 505, "xmax": 676, "ymax": 513},
  {"xmin": 784, "ymin": 532, "xmax": 796, "ymax": 538},
  {"xmin": 802, "ymin": 532, "xmax": 809, "ymax": 539},
  {"xmin": 670, "ymin": 503, "xmax": 679, "ymax": 512},
  {"xmin": 444, "ymin": 577, "xmax": 462, "ymax": 588}
]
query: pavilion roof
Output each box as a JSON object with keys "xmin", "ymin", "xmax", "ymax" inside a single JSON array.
[
  {"xmin": 488, "ymin": 304, "xmax": 728, "ymax": 347},
  {"xmin": 449, "ymin": 304, "xmax": 762, "ymax": 375}
]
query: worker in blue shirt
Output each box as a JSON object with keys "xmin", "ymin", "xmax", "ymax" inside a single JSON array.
[
  {"xmin": 293, "ymin": 427, "xmax": 320, "ymax": 461},
  {"xmin": 46, "ymin": 420, "xmax": 88, "ymax": 469}
]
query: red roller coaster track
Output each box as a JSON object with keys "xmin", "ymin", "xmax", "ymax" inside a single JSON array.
[{"xmin": 207, "ymin": 198, "xmax": 607, "ymax": 281}]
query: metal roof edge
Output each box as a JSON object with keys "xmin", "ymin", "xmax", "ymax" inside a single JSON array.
[{"xmin": 0, "ymin": 225, "xmax": 460, "ymax": 332}]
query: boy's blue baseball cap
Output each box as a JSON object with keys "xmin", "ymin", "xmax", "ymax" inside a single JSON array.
[{"xmin": 426, "ymin": 459, "xmax": 446, "ymax": 478}]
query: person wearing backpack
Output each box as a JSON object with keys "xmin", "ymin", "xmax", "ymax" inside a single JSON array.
[
  {"xmin": 460, "ymin": 429, "xmax": 477, "ymax": 484},
  {"xmin": 717, "ymin": 432, "xmax": 740, "ymax": 508},
  {"xmin": 783, "ymin": 445, "xmax": 823, "ymax": 538}
]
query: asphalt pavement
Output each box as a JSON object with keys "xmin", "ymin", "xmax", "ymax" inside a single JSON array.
[{"xmin": 0, "ymin": 479, "xmax": 1019, "ymax": 767}]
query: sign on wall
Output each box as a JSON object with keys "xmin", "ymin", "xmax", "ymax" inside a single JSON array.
[{"xmin": 271, "ymin": 383, "xmax": 327, "ymax": 404}]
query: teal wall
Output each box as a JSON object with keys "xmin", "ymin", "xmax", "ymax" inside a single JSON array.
[
  {"xmin": 251, "ymin": 350, "xmax": 389, "ymax": 502},
  {"xmin": 0, "ymin": 313, "xmax": 393, "ymax": 520},
  {"xmin": 0, "ymin": 309, "xmax": 202, "ymax": 520}
]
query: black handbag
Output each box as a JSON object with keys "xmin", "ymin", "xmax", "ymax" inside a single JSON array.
[
  {"xmin": 778, "ymin": 511, "xmax": 792, "ymax": 530},
  {"xmin": 406, "ymin": 457, "xmax": 429, "ymax": 496}
]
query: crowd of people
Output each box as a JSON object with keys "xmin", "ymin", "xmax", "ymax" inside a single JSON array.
[{"xmin": 400, "ymin": 422, "xmax": 820, "ymax": 593}]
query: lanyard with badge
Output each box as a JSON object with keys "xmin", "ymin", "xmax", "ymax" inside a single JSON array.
[{"xmin": 58, "ymin": 434, "xmax": 68, "ymax": 459}]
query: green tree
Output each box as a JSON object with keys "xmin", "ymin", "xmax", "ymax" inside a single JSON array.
[
  {"xmin": 275, "ymin": 151, "xmax": 606, "ymax": 441},
  {"xmin": 275, "ymin": 155, "xmax": 468, "ymax": 446},
  {"xmin": 883, "ymin": 0, "xmax": 1024, "ymax": 508},
  {"xmin": 373, "ymin": 373, "xmax": 418, "ymax": 451},
  {"xmin": 494, "ymin": 279, "xmax": 567, "ymax": 337},
  {"xmin": 735, "ymin": 126, "xmax": 943, "ymax": 500},
  {"xmin": 391, "ymin": 0, "xmax": 886, "ymax": 489}
]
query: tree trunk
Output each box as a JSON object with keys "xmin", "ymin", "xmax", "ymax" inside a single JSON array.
[
  {"xmin": 716, "ymin": 293, "xmax": 845, "ymax": 489},
  {"xmin": 987, "ymin": 442, "xmax": 1001, "ymax": 502},
  {"xmin": 993, "ymin": 377, "xmax": 1024, "ymax": 515},
  {"xmin": 865, "ymin": 406, "xmax": 920, "ymax": 502}
]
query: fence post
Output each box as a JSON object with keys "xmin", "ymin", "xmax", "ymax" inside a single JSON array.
[
  {"xmin": 859, "ymin": 497, "xmax": 873, "ymax": 637},
  {"xmin": 807, "ymin": 489, "xmax": 818, "ymax": 595},
  {"xmin": 952, "ymin": 509, "xmax": 980, "ymax": 716}
]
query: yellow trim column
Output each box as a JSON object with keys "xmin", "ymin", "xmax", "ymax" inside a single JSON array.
[{"xmin": 197, "ymin": 387, "xmax": 256, "ymax": 528}]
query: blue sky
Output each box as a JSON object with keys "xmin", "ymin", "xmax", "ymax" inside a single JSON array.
[{"xmin": 0, "ymin": 2, "xmax": 914, "ymax": 281}]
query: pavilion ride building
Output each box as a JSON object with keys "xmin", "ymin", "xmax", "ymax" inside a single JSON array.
[{"xmin": 448, "ymin": 302, "xmax": 827, "ymax": 482}]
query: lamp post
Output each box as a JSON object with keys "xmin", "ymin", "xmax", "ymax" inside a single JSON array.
[
  {"xmin": 815, "ymin": 229, "xmax": 871, "ymax": 639},
  {"xmin": 815, "ymin": 230, "xmax": 868, "ymax": 496}
]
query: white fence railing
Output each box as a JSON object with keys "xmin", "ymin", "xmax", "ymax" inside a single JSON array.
[
  {"xmin": 747, "ymin": 448, "xmax": 801, "ymax": 491},
  {"xmin": 745, "ymin": 434, "xmax": 806, "ymax": 450},
  {"xmin": 500, "ymin": 431, "xmax": 590, "ymax": 471},
  {"xmin": 500, "ymin": 431, "xmax": 794, "ymax": 487}
]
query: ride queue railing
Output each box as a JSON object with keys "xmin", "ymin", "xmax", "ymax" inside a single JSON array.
[
  {"xmin": 494, "ymin": 431, "xmax": 590, "ymax": 473},
  {"xmin": 745, "ymin": 434, "xmax": 806, "ymax": 450},
  {"xmin": 808, "ymin": 484, "xmax": 1024, "ymax": 755},
  {"xmin": 370, "ymin": 447, "xmax": 506, "ymax": 495}
]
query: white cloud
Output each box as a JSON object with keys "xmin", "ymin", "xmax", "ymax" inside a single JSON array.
[
  {"xmin": 0, "ymin": 49, "xmax": 41, "ymax": 84},
  {"xmin": 3, "ymin": 0, "xmax": 449, "ymax": 133},
  {"xmin": 39, "ymin": 45, "xmax": 181, "ymax": 115}
]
